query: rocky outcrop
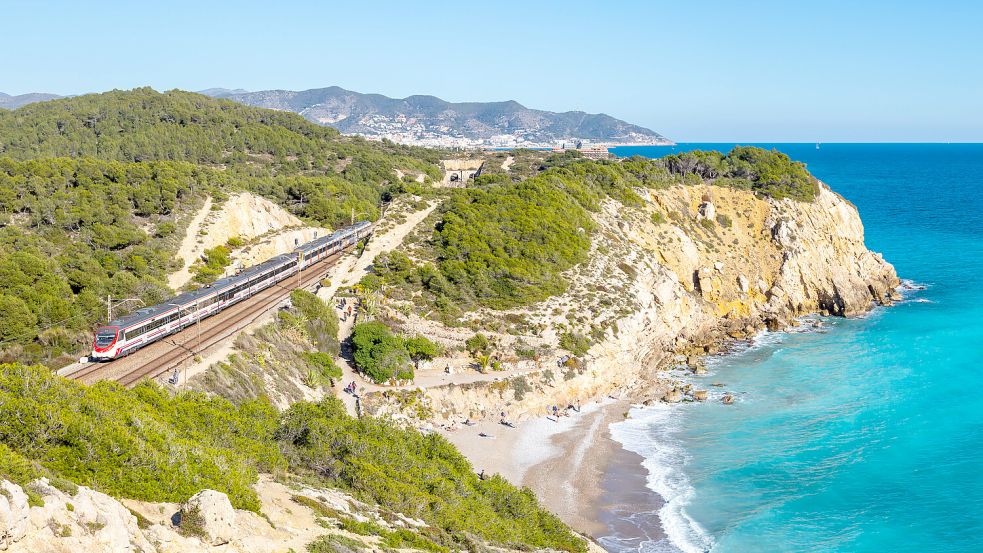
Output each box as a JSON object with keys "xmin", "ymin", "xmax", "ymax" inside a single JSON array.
[
  {"xmin": 180, "ymin": 490, "xmax": 235, "ymax": 546},
  {"xmin": 365, "ymin": 181, "xmax": 898, "ymax": 425},
  {"xmin": 0, "ymin": 477, "xmax": 441, "ymax": 553},
  {"xmin": 0, "ymin": 481, "xmax": 29, "ymax": 550}
]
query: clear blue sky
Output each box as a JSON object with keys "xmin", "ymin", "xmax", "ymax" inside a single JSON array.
[{"xmin": 2, "ymin": 0, "xmax": 980, "ymax": 142}]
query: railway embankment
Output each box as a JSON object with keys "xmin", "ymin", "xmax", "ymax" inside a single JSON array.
[{"xmin": 169, "ymin": 192, "xmax": 331, "ymax": 290}]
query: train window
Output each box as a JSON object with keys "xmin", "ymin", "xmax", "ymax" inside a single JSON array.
[{"xmin": 95, "ymin": 329, "xmax": 116, "ymax": 347}]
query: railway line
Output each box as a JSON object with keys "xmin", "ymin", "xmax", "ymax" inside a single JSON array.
[{"xmin": 67, "ymin": 250, "xmax": 344, "ymax": 387}]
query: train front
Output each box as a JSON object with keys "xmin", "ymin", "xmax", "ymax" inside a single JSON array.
[{"xmin": 91, "ymin": 326, "xmax": 121, "ymax": 360}]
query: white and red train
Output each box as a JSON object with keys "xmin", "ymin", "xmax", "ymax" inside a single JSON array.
[{"xmin": 90, "ymin": 221, "xmax": 372, "ymax": 361}]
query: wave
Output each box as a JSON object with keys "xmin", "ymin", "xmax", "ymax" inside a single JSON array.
[{"xmin": 609, "ymin": 405, "xmax": 714, "ymax": 553}]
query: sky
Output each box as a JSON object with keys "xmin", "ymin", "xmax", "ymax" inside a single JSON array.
[{"xmin": 1, "ymin": 0, "xmax": 980, "ymax": 142}]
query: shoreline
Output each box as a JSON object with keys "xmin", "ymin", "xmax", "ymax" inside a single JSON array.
[{"xmin": 441, "ymin": 398, "xmax": 668, "ymax": 547}]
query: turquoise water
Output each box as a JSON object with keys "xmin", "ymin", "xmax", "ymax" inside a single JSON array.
[{"xmin": 605, "ymin": 144, "xmax": 983, "ymax": 552}]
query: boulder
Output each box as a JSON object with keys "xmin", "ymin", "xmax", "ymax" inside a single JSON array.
[
  {"xmin": 0, "ymin": 480, "xmax": 30, "ymax": 550},
  {"xmin": 697, "ymin": 201, "xmax": 716, "ymax": 221},
  {"xmin": 737, "ymin": 274, "xmax": 750, "ymax": 294},
  {"xmin": 181, "ymin": 490, "xmax": 235, "ymax": 546},
  {"xmin": 663, "ymin": 388, "xmax": 682, "ymax": 403},
  {"xmin": 721, "ymin": 394, "xmax": 734, "ymax": 405},
  {"xmin": 693, "ymin": 390, "xmax": 708, "ymax": 401}
]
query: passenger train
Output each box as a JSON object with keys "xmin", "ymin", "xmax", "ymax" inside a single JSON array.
[{"xmin": 90, "ymin": 221, "xmax": 372, "ymax": 361}]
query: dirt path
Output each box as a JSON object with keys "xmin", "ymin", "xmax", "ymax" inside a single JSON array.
[
  {"xmin": 502, "ymin": 155, "xmax": 515, "ymax": 171},
  {"xmin": 317, "ymin": 199, "xmax": 439, "ymax": 301},
  {"xmin": 319, "ymin": 199, "xmax": 440, "ymax": 414},
  {"xmin": 168, "ymin": 196, "xmax": 213, "ymax": 290}
]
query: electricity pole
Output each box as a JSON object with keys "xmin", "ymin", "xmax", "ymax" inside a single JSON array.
[{"xmin": 105, "ymin": 296, "xmax": 143, "ymax": 323}]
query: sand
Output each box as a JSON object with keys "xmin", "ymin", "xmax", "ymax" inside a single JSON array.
[{"xmin": 442, "ymin": 399, "xmax": 666, "ymax": 544}]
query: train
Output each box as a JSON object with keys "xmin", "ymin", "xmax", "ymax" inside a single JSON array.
[{"xmin": 90, "ymin": 220, "xmax": 373, "ymax": 361}]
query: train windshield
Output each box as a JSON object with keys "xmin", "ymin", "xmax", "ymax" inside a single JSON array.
[{"xmin": 95, "ymin": 328, "xmax": 117, "ymax": 347}]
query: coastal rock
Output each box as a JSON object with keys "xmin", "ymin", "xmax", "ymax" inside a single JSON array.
[
  {"xmin": 722, "ymin": 394, "xmax": 734, "ymax": 405},
  {"xmin": 693, "ymin": 390, "xmax": 708, "ymax": 401},
  {"xmin": 181, "ymin": 490, "xmax": 235, "ymax": 546},
  {"xmin": 663, "ymin": 388, "xmax": 683, "ymax": 403}
]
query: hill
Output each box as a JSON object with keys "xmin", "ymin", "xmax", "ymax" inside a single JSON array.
[
  {"xmin": 0, "ymin": 88, "xmax": 440, "ymax": 366},
  {"xmin": 0, "ymin": 91, "xmax": 64, "ymax": 109},
  {"xmin": 205, "ymin": 86, "xmax": 672, "ymax": 148}
]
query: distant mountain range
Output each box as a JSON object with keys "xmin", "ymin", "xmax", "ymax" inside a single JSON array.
[
  {"xmin": 202, "ymin": 86, "xmax": 672, "ymax": 148},
  {"xmin": 1, "ymin": 86, "xmax": 672, "ymax": 148},
  {"xmin": 0, "ymin": 92, "xmax": 64, "ymax": 110}
]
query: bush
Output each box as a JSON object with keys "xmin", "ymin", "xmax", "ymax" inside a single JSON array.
[
  {"xmin": 302, "ymin": 352, "xmax": 342, "ymax": 381},
  {"xmin": 559, "ymin": 331, "xmax": 591, "ymax": 356},
  {"xmin": 226, "ymin": 236, "xmax": 246, "ymax": 248},
  {"xmin": 465, "ymin": 333, "xmax": 490, "ymax": 356},
  {"xmin": 351, "ymin": 321, "xmax": 413, "ymax": 383},
  {"xmin": 291, "ymin": 290, "xmax": 340, "ymax": 354},
  {"xmin": 192, "ymin": 245, "xmax": 232, "ymax": 283},
  {"xmin": 716, "ymin": 213, "xmax": 733, "ymax": 228}
]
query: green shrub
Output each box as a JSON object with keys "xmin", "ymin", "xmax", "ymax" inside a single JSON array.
[
  {"xmin": 351, "ymin": 321, "xmax": 413, "ymax": 383},
  {"xmin": 307, "ymin": 534, "xmax": 365, "ymax": 553},
  {"xmin": 465, "ymin": 333, "xmax": 490, "ymax": 356},
  {"xmin": 226, "ymin": 236, "xmax": 246, "ymax": 248},
  {"xmin": 291, "ymin": 290, "xmax": 340, "ymax": 354},
  {"xmin": 559, "ymin": 332, "xmax": 591, "ymax": 356},
  {"xmin": 302, "ymin": 352, "xmax": 342, "ymax": 381},
  {"xmin": 192, "ymin": 245, "xmax": 232, "ymax": 283},
  {"xmin": 716, "ymin": 213, "xmax": 733, "ymax": 228}
]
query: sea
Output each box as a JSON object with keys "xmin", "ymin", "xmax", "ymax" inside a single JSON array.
[{"xmin": 600, "ymin": 144, "xmax": 983, "ymax": 553}]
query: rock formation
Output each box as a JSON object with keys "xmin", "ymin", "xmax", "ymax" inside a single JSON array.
[{"xmin": 364, "ymin": 181, "xmax": 899, "ymax": 422}]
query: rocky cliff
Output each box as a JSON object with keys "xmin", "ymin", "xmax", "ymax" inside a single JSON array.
[{"xmin": 363, "ymin": 181, "xmax": 899, "ymax": 422}]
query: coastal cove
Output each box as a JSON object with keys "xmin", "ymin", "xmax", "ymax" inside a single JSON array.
[{"xmin": 598, "ymin": 144, "xmax": 983, "ymax": 552}]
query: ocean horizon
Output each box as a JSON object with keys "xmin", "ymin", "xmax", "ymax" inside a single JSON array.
[{"xmin": 601, "ymin": 143, "xmax": 983, "ymax": 552}]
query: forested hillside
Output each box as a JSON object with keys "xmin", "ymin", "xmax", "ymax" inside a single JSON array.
[
  {"xmin": 369, "ymin": 147, "xmax": 819, "ymax": 317},
  {"xmin": 0, "ymin": 88, "xmax": 441, "ymax": 365}
]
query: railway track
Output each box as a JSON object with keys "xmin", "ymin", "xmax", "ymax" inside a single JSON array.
[{"xmin": 69, "ymin": 251, "xmax": 345, "ymax": 388}]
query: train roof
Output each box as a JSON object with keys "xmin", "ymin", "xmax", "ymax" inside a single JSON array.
[
  {"xmin": 103, "ymin": 252, "xmax": 296, "ymax": 330},
  {"xmin": 293, "ymin": 221, "xmax": 371, "ymax": 254},
  {"xmin": 99, "ymin": 221, "xmax": 372, "ymax": 331}
]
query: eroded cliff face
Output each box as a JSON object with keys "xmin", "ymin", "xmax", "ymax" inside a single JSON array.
[{"xmin": 365, "ymin": 182, "xmax": 899, "ymax": 422}]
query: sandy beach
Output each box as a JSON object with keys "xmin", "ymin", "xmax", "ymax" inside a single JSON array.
[{"xmin": 441, "ymin": 399, "xmax": 666, "ymax": 546}]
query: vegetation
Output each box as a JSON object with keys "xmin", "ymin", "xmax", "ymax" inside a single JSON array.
[
  {"xmin": 290, "ymin": 290, "xmax": 340, "ymax": 355},
  {"xmin": 0, "ymin": 88, "xmax": 442, "ymax": 364},
  {"xmin": 278, "ymin": 399, "xmax": 584, "ymax": 551},
  {"xmin": 660, "ymin": 146, "xmax": 819, "ymax": 201},
  {"xmin": 191, "ymin": 244, "xmax": 232, "ymax": 283},
  {"xmin": 558, "ymin": 331, "xmax": 591, "ymax": 356},
  {"xmin": 350, "ymin": 321, "xmax": 440, "ymax": 383},
  {"xmin": 0, "ymin": 157, "xmax": 207, "ymax": 363},
  {"xmin": 370, "ymin": 146, "xmax": 819, "ymax": 316},
  {"xmin": 0, "ymin": 364, "xmax": 584, "ymax": 552}
]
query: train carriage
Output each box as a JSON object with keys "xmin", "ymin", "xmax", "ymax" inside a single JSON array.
[{"xmin": 91, "ymin": 221, "xmax": 372, "ymax": 361}]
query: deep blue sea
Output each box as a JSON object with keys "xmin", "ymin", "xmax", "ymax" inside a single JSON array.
[{"xmin": 604, "ymin": 144, "xmax": 983, "ymax": 552}]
